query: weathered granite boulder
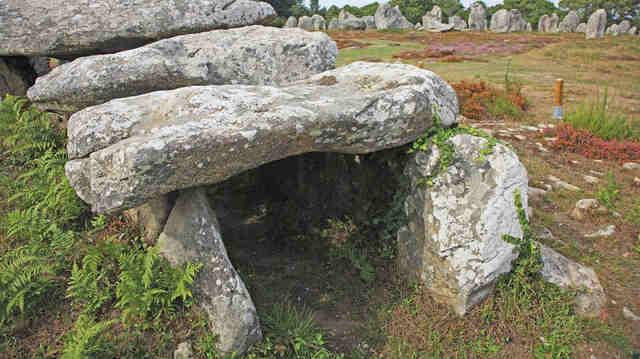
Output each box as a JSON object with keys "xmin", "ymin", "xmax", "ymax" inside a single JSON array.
[
  {"xmin": 0, "ymin": 0, "xmax": 276, "ymax": 58},
  {"xmin": 328, "ymin": 18, "xmax": 340, "ymax": 30},
  {"xmin": 415, "ymin": 23, "xmax": 425, "ymax": 31},
  {"xmin": 28, "ymin": 26, "xmax": 338, "ymax": 111},
  {"xmin": 398, "ymin": 134, "xmax": 529, "ymax": 315},
  {"xmin": 490, "ymin": 9, "xmax": 511, "ymax": 33},
  {"xmin": 468, "ymin": 2, "xmax": 488, "ymax": 30},
  {"xmin": 173, "ymin": 342, "xmax": 194, "ymax": 359},
  {"xmin": 298, "ymin": 16, "xmax": 314, "ymax": 31},
  {"xmin": 526, "ymin": 22, "xmax": 533, "ymax": 32},
  {"xmin": 548, "ymin": 13, "xmax": 560, "ymax": 32},
  {"xmin": 576, "ymin": 22, "xmax": 587, "ymax": 33},
  {"xmin": 339, "ymin": 10, "xmax": 366, "ymax": 30},
  {"xmin": 586, "ymin": 9, "xmax": 607, "ymax": 39},
  {"xmin": 312, "ymin": 15, "xmax": 327, "ymax": 30},
  {"xmin": 606, "ymin": 23, "xmax": 619, "ymax": 36},
  {"xmin": 540, "ymin": 244, "xmax": 606, "ymax": 318},
  {"xmin": 124, "ymin": 194, "xmax": 175, "ymax": 241},
  {"xmin": 284, "ymin": 16, "xmax": 298, "ymax": 28},
  {"xmin": 423, "ymin": 6, "xmax": 455, "ymax": 32},
  {"xmin": 629, "ymin": 26, "xmax": 638, "ymax": 35},
  {"xmin": 65, "ymin": 62, "xmax": 459, "ymax": 213},
  {"xmin": 509, "ymin": 9, "xmax": 528, "ymax": 32},
  {"xmin": 158, "ymin": 187, "xmax": 261, "ymax": 354},
  {"xmin": 449, "ymin": 15, "xmax": 468, "ymax": 31},
  {"xmin": 363, "ymin": 16, "xmax": 377, "ymax": 30},
  {"xmin": 375, "ymin": 4, "xmax": 413, "ymax": 30},
  {"xmin": 0, "ymin": 57, "xmax": 36, "ymax": 98},
  {"xmin": 538, "ymin": 15, "xmax": 550, "ymax": 32},
  {"xmin": 617, "ymin": 20, "xmax": 631, "ymax": 34},
  {"xmin": 559, "ymin": 11, "xmax": 580, "ymax": 32}
]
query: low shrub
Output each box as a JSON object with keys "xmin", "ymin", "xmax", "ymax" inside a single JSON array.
[
  {"xmin": 548, "ymin": 124, "xmax": 640, "ymax": 162},
  {"xmin": 451, "ymin": 80, "xmax": 527, "ymax": 121}
]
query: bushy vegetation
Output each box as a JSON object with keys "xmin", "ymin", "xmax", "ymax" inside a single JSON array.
[
  {"xmin": 548, "ymin": 124, "xmax": 640, "ymax": 162},
  {"xmin": 452, "ymin": 80, "xmax": 527, "ymax": 121}
]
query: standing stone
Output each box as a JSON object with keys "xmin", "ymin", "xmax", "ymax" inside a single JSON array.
[
  {"xmin": 298, "ymin": 16, "xmax": 314, "ymax": 31},
  {"xmin": 0, "ymin": 0, "xmax": 276, "ymax": 58},
  {"xmin": 423, "ymin": 6, "xmax": 455, "ymax": 32},
  {"xmin": 339, "ymin": 10, "xmax": 366, "ymax": 30},
  {"xmin": 617, "ymin": 20, "xmax": 631, "ymax": 34},
  {"xmin": 415, "ymin": 23, "xmax": 424, "ymax": 30},
  {"xmin": 586, "ymin": 9, "xmax": 607, "ymax": 39},
  {"xmin": 540, "ymin": 244, "xmax": 606, "ymax": 318},
  {"xmin": 28, "ymin": 26, "xmax": 338, "ymax": 111},
  {"xmin": 490, "ymin": 9, "xmax": 512, "ymax": 33},
  {"xmin": 606, "ymin": 24, "xmax": 619, "ymax": 36},
  {"xmin": 0, "ymin": 57, "xmax": 36, "ymax": 98},
  {"xmin": 375, "ymin": 4, "xmax": 413, "ymax": 30},
  {"xmin": 548, "ymin": 13, "xmax": 560, "ymax": 32},
  {"xmin": 363, "ymin": 16, "xmax": 377, "ymax": 30},
  {"xmin": 468, "ymin": 2, "xmax": 488, "ymax": 30},
  {"xmin": 312, "ymin": 15, "xmax": 327, "ymax": 31},
  {"xmin": 576, "ymin": 23, "xmax": 587, "ymax": 33},
  {"xmin": 328, "ymin": 18, "xmax": 340, "ymax": 30},
  {"xmin": 64, "ymin": 62, "xmax": 459, "ymax": 213},
  {"xmin": 398, "ymin": 134, "xmax": 529, "ymax": 315},
  {"xmin": 538, "ymin": 15, "xmax": 550, "ymax": 32},
  {"xmin": 158, "ymin": 187, "xmax": 261, "ymax": 354},
  {"xmin": 526, "ymin": 22, "xmax": 532, "ymax": 32},
  {"xmin": 559, "ymin": 11, "xmax": 580, "ymax": 32},
  {"xmin": 124, "ymin": 194, "xmax": 175, "ymax": 241},
  {"xmin": 284, "ymin": 16, "xmax": 298, "ymax": 28},
  {"xmin": 509, "ymin": 9, "xmax": 527, "ymax": 32},
  {"xmin": 449, "ymin": 15, "xmax": 468, "ymax": 31}
]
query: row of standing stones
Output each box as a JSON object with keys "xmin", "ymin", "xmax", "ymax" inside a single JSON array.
[
  {"xmin": 284, "ymin": 3, "xmax": 636, "ymax": 38},
  {"xmin": 1, "ymin": 0, "xmax": 605, "ymax": 355}
]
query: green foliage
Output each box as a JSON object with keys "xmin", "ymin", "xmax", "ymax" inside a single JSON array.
[
  {"xmin": 61, "ymin": 314, "xmax": 115, "ymax": 359},
  {"xmin": 597, "ymin": 171, "xmax": 620, "ymax": 211},
  {"xmin": 330, "ymin": 246, "xmax": 376, "ymax": 283},
  {"xmin": 389, "ymin": 0, "xmax": 433, "ymax": 24},
  {"xmin": 563, "ymin": 89, "xmax": 639, "ymax": 141},
  {"xmin": 503, "ymin": 0, "xmax": 559, "ymax": 30},
  {"xmin": 558, "ymin": 0, "xmax": 637, "ymax": 24}
]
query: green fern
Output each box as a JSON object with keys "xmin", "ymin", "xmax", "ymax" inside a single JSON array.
[{"xmin": 61, "ymin": 314, "xmax": 115, "ymax": 359}]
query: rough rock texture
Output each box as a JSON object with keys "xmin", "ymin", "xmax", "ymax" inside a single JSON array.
[
  {"xmin": 490, "ymin": 9, "xmax": 511, "ymax": 33},
  {"xmin": 526, "ymin": 22, "xmax": 532, "ymax": 32},
  {"xmin": 423, "ymin": 6, "xmax": 455, "ymax": 32},
  {"xmin": 124, "ymin": 194, "xmax": 175, "ymax": 241},
  {"xmin": 374, "ymin": 4, "xmax": 413, "ymax": 30},
  {"xmin": 576, "ymin": 23, "xmax": 587, "ymax": 33},
  {"xmin": 65, "ymin": 62, "xmax": 459, "ymax": 213},
  {"xmin": 284, "ymin": 16, "xmax": 298, "ymax": 28},
  {"xmin": 398, "ymin": 134, "xmax": 529, "ymax": 315},
  {"xmin": 449, "ymin": 15, "xmax": 468, "ymax": 31},
  {"xmin": 312, "ymin": 15, "xmax": 327, "ymax": 30},
  {"xmin": 509, "ymin": 10, "xmax": 528, "ymax": 32},
  {"xmin": 173, "ymin": 342, "xmax": 194, "ymax": 359},
  {"xmin": 339, "ymin": 10, "xmax": 366, "ymax": 30},
  {"xmin": 157, "ymin": 187, "xmax": 261, "ymax": 354},
  {"xmin": 363, "ymin": 16, "xmax": 377, "ymax": 30},
  {"xmin": 297, "ymin": 16, "xmax": 313, "ymax": 31},
  {"xmin": 629, "ymin": 26, "xmax": 638, "ymax": 35},
  {"xmin": 618, "ymin": 20, "xmax": 631, "ymax": 34},
  {"xmin": 0, "ymin": 57, "xmax": 36, "ymax": 98},
  {"xmin": 606, "ymin": 24, "xmax": 619, "ymax": 36},
  {"xmin": 28, "ymin": 57, "xmax": 51, "ymax": 77},
  {"xmin": 559, "ymin": 11, "xmax": 580, "ymax": 32},
  {"xmin": 0, "ymin": 0, "xmax": 276, "ymax": 58},
  {"xmin": 586, "ymin": 9, "xmax": 607, "ymax": 39},
  {"xmin": 537, "ymin": 15, "xmax": 550, "ymax": 32},
  {"xmin": 548, "ymin": 13, "xmax": 560, "ymax": 32},
  {"xmin": 28, "ymin": 26, "xmax": 338, "ymax": 111},
  {"xmin": 540, "ymin": 244, "xmax": 606, "ymax": 318},
  {"xmin": 328, "ymin": 18, "xmax": 340, "ymax": 30},
  {"xmin": 468, "ymin": 2, "xmax": 488, "ymax": 30}
]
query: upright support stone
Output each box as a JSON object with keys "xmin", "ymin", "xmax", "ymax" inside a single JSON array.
[
  {"xmin": 158, "ymin": 187, "xmax": 261, "ymax": 355},
  {"xmin": 124, "ymin": 194, "xmax": 175, "ymax": 241}
]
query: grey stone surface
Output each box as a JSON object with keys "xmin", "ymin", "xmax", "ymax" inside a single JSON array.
[
  {"xmin": 312, "ymin": 14, "xmax": 327, "ymax": 30},
  {"xmin": 490, "ymin": 9, "xmax": 511, "ymax": 33},
  {"xmin": 606, "ymin": 24, "xmax": 619, "ymax": 36},
  {"xmin": 540, "ymin": 244, "xmax": 606, "ymax": 318},
  {"xmin": 509, "ymin": 9, "xmax": 528, "ymax": 32},
  {"xmin": 0, "ymin": 57, "xmax": 36, "ymax": 98},
  {"xmin": 570, "ymin": 198, "xmax": 599, "ymax": 220},
  {"xmin": 538, "ymin": 14, "xmax": 549, "ymax": 32},
  {"xmin": 623, "ymin": 307, "xmax": 640, "ymax": 321},
  {"xmin": 284, "ymin": 16, "xmax": 298, "ymax": 28},
  {"xmin": 363, "ymin": 16, "xmax": 377, "ymax": 30},
  {"xmin": 173, "ymin": 341, "xmax": 193, "ymax": 359},
  {"xmin": 339, "ymin": 10, "xmax": 366, "ymax": 30},
  {"xmin": 449, "ymin": 15, "xmax": 468, "ymax": 31},
  {"xmin": 629, "ymin": 26, "xmax": 638, "ymax": 35},
  {"xmin": 297, "ymin": 16, "xmax": 314, "ymax": 31},
  {"xmin": 375, "ymin": 4, "xmax": 413, "ymax": 30},
  {"xmin": 65, "ymin": 62, "xmax": 459, "ymax": 213},
  {"xmin": 559, "ymin": 11, "xmax": 580, "ymax": 32},
  {"xmin": 28, "ymin": 26, "xmax": 338, "ymax": 111},
  {"xmin": 0, "ymin": 0, "xmax": 276, "ymax": 58},
  {"xmin": 124, "ymin": 194, "xmax": 174, "ymax": 241},
  {"xmin": 158, "ymin": 187, "xmax": 261, "ymax": 354},
  {"xmin": 623, "ymin": 162, "xmax": 640, "ymax": 170},
  {"xmin": 585, "ymin": 225, "xmax": 616, "ymax": 238},
  {"xmin": 548, "ymin": 13, "xmax": 560, "ymax": 32},
  {"xmin": 28, "ymin": 57, "xmax": 51, "ymax": 77},
  {"xmin": 468, "ymin": 2, "xmax": 488, "ymax": 30},
  {"xmin": 328, "ymin": 18, "xmax": 340, "ymax": 30},
  {"xmin": 618, "ymin": 20, "xmax": 631, "ymax": 34},
  {"xmin": 398, "ymin": 134, "xmax": 528, "ymax": 315},
  {"xmin": 423, "ymin": 7, "xmax": 455, "ymax": 32},
  {"xmin": 586, "ymin": 9, "xmax": 607, "ymax": 39},
  {"xmin": 576, "ymin": 23, "xmax": 587, "ymax": 33}
]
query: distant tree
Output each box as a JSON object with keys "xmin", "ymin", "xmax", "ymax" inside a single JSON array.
[
  {"xmin": 389, "ymin": 0, "xmax": 435, "ymax": 24},
  {"xmin": 326, "ymin": 5, "xmax": 341, "ymax": 20},
  {"xmin": 310, "ymin": 0, "xmax": 319, "ymax": 14},
  {"xmin": 360, "ymin": 2, "xmax": 381, "ymax": 16},
  {"xmin": 504, "ymin": 0, "xmax": 559, "ymax": 28},
  {"xmin": 262, "ymin": 0, "xmax": 298, "ymax": 17},
  {"xmin": 290, "ymin": 3, "xmax": 309, "ymax": 17},
  {"xmin": 558, "ymin": 0, "xmax": 639, "ymax": 23},
  {"xmin": 435, "ymin": 0, "xmax": 464, "ymax": 22}
]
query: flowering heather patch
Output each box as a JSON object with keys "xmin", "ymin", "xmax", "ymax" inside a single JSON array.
[
  {"xmin": 452, "ymin": 81, "xmax": 527, "ymax": 121},
  {"xmin": 548, "ymin": 124, "xmax": 640, "ymax": 162}
]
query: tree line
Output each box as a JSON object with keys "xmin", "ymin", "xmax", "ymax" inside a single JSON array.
[{"xmin": 262, "ymin": 0, "xmax": 639, "ymax": 29}]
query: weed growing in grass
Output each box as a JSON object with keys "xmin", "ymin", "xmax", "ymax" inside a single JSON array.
[
  {"xmin": 549, "ymin": 124, "xmax": 640, "ymax": 161},
  {"xmin": 597, "ymin": 171, "xmax": 621, "ymax": 211}
]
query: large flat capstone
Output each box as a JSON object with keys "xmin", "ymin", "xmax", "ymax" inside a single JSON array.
[
  {"xmin": 0, "ymin": 0, "xmax": 276, "ymax": 57},
  {"xmin": 65, "ymin": 62, "xmax": 458, "ymax": 214},
  {"xmin": 27, "ymin": 26, "xmax": 338, "ymax": 111}
]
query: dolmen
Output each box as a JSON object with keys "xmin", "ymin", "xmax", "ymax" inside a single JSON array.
[{"xmin": 0, "ymin": 0, "xmax": 607, "ymax": 354}]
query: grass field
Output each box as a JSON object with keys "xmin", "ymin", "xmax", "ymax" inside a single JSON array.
[{"xmin": 1, "ymin": 30, "xmax": 639, "ymax": 358}]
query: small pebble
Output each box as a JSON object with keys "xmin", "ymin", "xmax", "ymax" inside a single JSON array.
[
  {"xmin": 585, "ymin": 225, "xmax": 616, "ymax": 238},
  {"xmin": 623, "ymin": 162, "xmax": 640, "ymax": 170}
]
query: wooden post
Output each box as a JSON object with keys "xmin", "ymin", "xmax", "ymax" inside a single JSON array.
[{"xmin": 553, "ymin": 79, "xmax": 563, "ymax": 120}]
